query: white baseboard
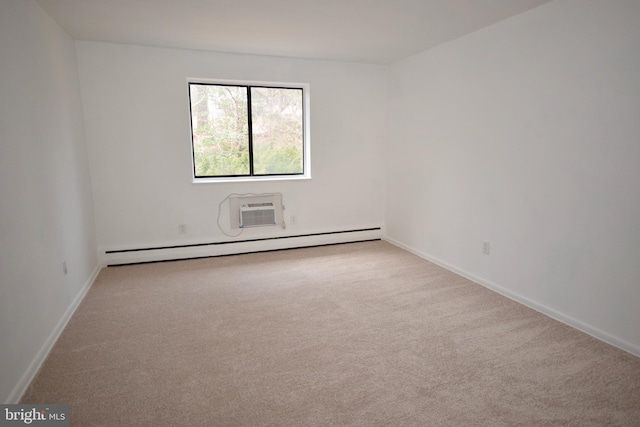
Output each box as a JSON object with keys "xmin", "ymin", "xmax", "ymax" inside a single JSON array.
[
  {"xmin": 6, "ymin": 265, "xmax": 102, "ymax": 404},
  {"xmin": 384, "ymin": 237, "xmax": 640, "ymax": 358},
  {"xmin": 102, "ymin": 227, "xmax": 383, "ymax": 266}
]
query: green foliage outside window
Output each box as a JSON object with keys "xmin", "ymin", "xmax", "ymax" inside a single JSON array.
[{"xmin": 189, "ymin": 83, "xmax": 304, "ymax": 178}]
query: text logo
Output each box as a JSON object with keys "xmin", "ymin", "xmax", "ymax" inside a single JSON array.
[{"xmin": 1, "ymin": 405, "xmax": 69, "ymax": 427}]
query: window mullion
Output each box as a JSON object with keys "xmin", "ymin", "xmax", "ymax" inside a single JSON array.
[{"xmin": 246, "ymin": 86, "xmax": 254, "ymax": 176}]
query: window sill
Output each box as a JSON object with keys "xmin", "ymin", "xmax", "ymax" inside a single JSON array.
[{"xmin": 192, "ymin": 174, "xmax": 311, "ymax": 184}]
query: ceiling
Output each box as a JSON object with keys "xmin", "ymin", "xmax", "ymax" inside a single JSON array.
[{"xmin": 36, "ymin": 0, "xmax": 553, "ymax": 64}]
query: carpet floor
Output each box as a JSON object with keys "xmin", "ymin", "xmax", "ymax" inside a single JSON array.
[{"xmin": 21, "ymin": 241, "xmax": 640, "ymax": 426}]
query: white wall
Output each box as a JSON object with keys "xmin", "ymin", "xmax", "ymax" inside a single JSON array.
[
  {"xmin": 387, "ymin": 0, "xmax": 640, "ymax": 354},
  {"xmin": 74, "ymin": 42, "xmax": 387, "ymax": 262},
  {"xmin": 0, "ymin": 0, "xmax": 98, "ymax": 402}
]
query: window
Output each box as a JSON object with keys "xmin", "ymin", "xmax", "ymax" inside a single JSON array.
[{"xmin": 188, "ymin": 81, "xmax": 308, "ymax": 181}]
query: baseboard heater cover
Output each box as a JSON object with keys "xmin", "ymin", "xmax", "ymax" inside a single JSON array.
[
  {"xmin": 108, "ymin": 239, "xmax": 381, "ymax": 266},
  {"xmin": 104, "ymin": 227, "xmax": 382, "ymax": 266}
]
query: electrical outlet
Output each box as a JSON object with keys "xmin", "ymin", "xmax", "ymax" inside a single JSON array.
[
  {"xmin": 290, "ymin": 215, "xmax": 297, "ymax": 225},
  {"xmin": 482, "ymin": 241, "xmax": 491, "ymax": 255},
  {"xmin": 62, "ymin": 261, "xmax": 68, "ymax": 275},
  {"xmin": 178, "ymin": 224, "xmax": 187, "ymax": 234}
]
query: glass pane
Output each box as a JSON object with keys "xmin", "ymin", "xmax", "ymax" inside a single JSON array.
[
  {"xmin": 250, "ymin": 87, "xmax": 304, "ymax": 175},
  {"xmin": 190, "ymin": 84, "xmax": 249, "ymax": 176}
]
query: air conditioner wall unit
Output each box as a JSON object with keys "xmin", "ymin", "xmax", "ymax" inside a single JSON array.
[
  {"xmin": 229, "ymin": 195, "xmax": 283, "ymax": 229},
  {"xmin": 240, "ymin": 202, "xmax": 277, "ymax": 228}
]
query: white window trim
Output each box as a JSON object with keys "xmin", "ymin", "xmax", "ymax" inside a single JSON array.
[{"xmin": 187, "ymin": 78, "xmax": 311, "ymax": 184}]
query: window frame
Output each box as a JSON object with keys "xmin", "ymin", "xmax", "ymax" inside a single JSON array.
[{"xmin": 187, "ymin": 79, "xmax": 311, "ymax": 183}]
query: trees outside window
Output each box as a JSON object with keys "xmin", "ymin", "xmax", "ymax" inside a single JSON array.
[{"xmin": 189, "ymin": 82, "xmax": 305, "ymax": 179}]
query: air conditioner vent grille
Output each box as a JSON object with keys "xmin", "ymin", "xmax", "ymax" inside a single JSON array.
[{"xmin": 240, "ymin": 203, "xmax": 276, "ymax": 228}]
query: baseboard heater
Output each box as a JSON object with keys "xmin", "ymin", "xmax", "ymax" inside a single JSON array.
[{"xmin": 104, "ymin": 227, "xmax": 382, "ymax": 266}]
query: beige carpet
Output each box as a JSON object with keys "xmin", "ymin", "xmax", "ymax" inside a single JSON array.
[{"xmin": 22, "ymin": 241, "xmax": 640, "ymax": 426}]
